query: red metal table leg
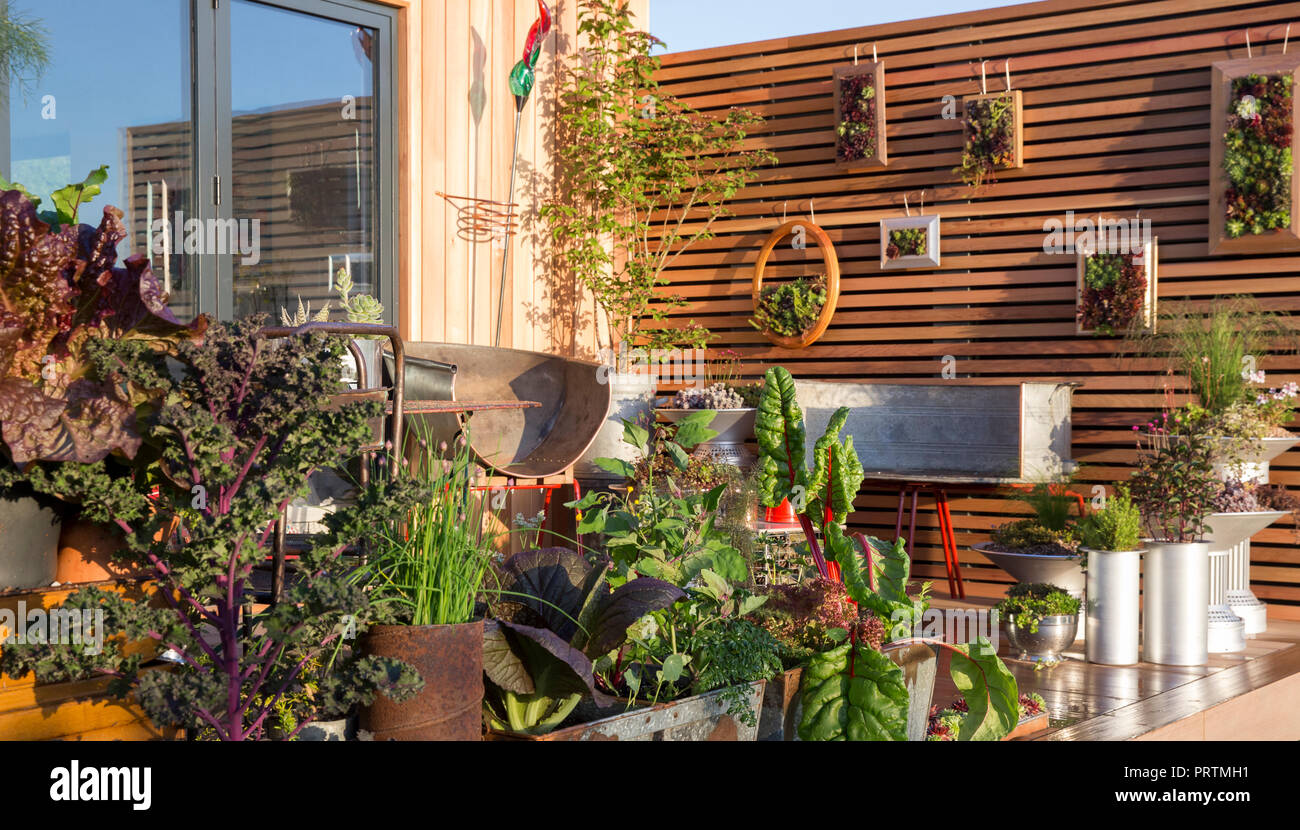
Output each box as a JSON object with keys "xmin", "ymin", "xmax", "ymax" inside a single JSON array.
[
  {"xmin": 894, "ymin": 487, "xmax": 906, "ymax": 544},
  {"xmin": 907, "ymin": 486, "xmax": 919, "ymax": 556},
  {"xmin": 936, "ymin": 489, "xmax": 965, "ymax": 599}
]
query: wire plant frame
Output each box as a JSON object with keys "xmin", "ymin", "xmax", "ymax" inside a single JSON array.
[{"xmin": 436, "ymin": 191, "xmax": 519, "ymax": 243}]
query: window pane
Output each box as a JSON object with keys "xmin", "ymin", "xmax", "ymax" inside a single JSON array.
[
  {"xmin": 229, "ymin": 0, "xmax": 379, "ymax": 322},
  {"xmin": 3, "ymin": 0, "xmax": 196, "ymax": 318}
]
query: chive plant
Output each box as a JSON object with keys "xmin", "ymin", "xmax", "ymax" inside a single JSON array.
[{"xmin": 368, "ymin": 422, "xmax": 496, "ymax": 626}]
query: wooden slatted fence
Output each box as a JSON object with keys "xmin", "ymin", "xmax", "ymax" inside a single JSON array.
[{"xmin": 654, "ymin": 0, "xmax": 1300, "ymax": 616}]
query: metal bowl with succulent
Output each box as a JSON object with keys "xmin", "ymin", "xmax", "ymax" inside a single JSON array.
[
  {"xmin": 995, "ymin": 582, "xmax": 1082, "ymax": 662},
  {"xmin": 658, "ymin": 382, "xmax": 762, "ymax": 468}
]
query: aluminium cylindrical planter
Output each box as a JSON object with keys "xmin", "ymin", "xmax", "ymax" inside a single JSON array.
[
  {"xmin": 359, "ymin": 620, "xmax": 483, "ymax": 741},
  {"xmin": 574, "ymin": 372, "xmax": 655, "ymax": 481},
  {"xmin": 1083, "ymin": 547, "xmax": 1142, "ymax": 666},
  {"xmin": 0, "ymin": 496, "xmax": 61, "ymax": 591},
  {"xmin": 1142, "ymin": 540, "xmax": 1210, "ymax": 666}
]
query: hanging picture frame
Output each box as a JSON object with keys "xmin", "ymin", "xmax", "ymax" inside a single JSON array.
[
  {"xmin": 751, "ymin": 219, "xmax": 841, "ymax": 349},
  {"xmin": 880, "ymin": 213, "xmax": 941, "ymax": 270},
  {"xmin": 1075, "ymin": 222, "xmax": 1158, "ymax": 336},
  {"xmin": 1208, "ymin": 54, "xmax": 1300, "ymax": 254},
  {"xmin": 832, "ymin": 60, "xmax": 888, "ymax": 170},
  {"xmin": 957, "ymin": 62, "xmax": 1023, "ymax": 189}
]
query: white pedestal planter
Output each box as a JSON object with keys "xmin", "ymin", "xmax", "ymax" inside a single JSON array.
[
  {"xmin": 1083, "ymin": 547, "xmax": 1142, "ymax": 665},
  {"xmin": 1142, "ymin": 540, "xmax": 1209, "ymax": 666},
  {"xmin": 1209, "ymin": 435, "xmax": 1294, "ymax": 634},
  {"xmin": 1202, "ymin": 512, "xmax": 1285, "ymax": 652}
]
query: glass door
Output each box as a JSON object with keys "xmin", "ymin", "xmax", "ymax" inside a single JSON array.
[{"xmin": 224, "ymin": 0, "xmax": 391, "ymax": 323}]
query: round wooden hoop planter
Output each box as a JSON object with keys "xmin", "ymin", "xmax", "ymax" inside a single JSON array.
[{"xmin": 751, "ymin": 220, "xmax": 840, "ymax": 349}]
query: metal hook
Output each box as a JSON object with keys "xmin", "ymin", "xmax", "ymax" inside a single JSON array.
[{"xmin": 981, "ymin": 60, "xmax": 988, "ymax": 95}]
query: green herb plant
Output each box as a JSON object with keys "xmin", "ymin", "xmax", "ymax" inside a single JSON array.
[
  {"xmin": 1078, "ymin": 485, "xmax": 1142, "ymax": 553},
  {"xmin": 994, "ymin": 583, "xmax": 1081, "ymax": 634}
]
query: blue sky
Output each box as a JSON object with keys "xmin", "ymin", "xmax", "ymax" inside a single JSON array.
[{"xmin": 648, "ymin": 0, "xmax": 1003, "ymax": 53}]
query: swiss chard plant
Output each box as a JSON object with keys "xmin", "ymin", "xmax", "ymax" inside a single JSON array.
[
  {"xmin": 756, "ymin": 366, "xmax": 1019, "ymax": 740},
  {"xmin": 0, "ymin": 168, "xmax": 207, "ymax": 466},
  {"xmin": 0, "ymin": 317, "xmax": 425, "ymax": 740}
]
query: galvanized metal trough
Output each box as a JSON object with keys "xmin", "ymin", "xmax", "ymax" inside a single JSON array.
[
  {"xmin": 793, "ymin": 380, "xmax": 1079, "ymax": 483},
  {"xmin": 487, "ymin": 681, "xmax": 766, "ymax": 741}
]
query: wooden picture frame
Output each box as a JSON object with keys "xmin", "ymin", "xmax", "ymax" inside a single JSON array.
[
  {"xmin": 1208, "ymin": 55, "xmax": 1300, "ymax": 255},
  {"xmin": 960, "ymin": 89, "xmax": 1024, "ymax": 174},
  {"xmin": 1076, "ymin": 235, "xmax": 1158, "ymax": 335},
  {"xmin": 832, "ymin": 62, "xmax": 887, "ymax": 170},
  {"xmin": 751, "ymin": 220, "xmax": 841, "ymax": 349},
  {"xmin": 880, "ymin": 214, "xmax": 941, "ymax": 269}
]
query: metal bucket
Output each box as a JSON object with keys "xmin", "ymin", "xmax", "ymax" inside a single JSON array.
[
  {"xmin": 1084, "ymin": 547, "xmax": 1142, "ymax": 665},
  {"xmin": 0, "ymin": 496, "xmax": 60, "ymax": 591},
  {"xmin": 1142, "ymin": 540, "xmax": 1209, "ymax": 666},
  {"xmin": 359, "ymin": 620, "xmax": 483, "ymax": 741},
  {"xmin": 758, "ymin": 667, "xmax": 803, "ymax": 741}
]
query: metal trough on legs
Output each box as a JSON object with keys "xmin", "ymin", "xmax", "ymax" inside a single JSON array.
[{"xmin": 385, "ymin": 343, "xmax": 612, "ymax": 478}]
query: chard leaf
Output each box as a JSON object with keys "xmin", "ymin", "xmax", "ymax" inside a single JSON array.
[{"xmin": 798, "ymin": 642, "xmax": 908, "ymax": 741}]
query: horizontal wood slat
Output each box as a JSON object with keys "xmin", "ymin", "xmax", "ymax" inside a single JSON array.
[{"xmin": 655, "ymin": 0, "xmax": 1300, "ymax": 611}]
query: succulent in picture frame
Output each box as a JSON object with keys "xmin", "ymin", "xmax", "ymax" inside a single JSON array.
[
  {"xmin": 886, "ymin": 227, "xmax": 927, "ymax": 260},
  {"xmin": 956, "ymin": 91, "xmax": 1022, "ymax": 189},
  {"xmin": 1223, "ymin": 73, "xmax": 1294, "ymax": 239},
  {"xmin": 750, "ymin": 274, "xmax": 828, "ymax": 339}
]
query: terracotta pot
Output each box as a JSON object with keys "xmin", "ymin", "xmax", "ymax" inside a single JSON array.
[
  {"xmin": 56, "ymin": 520, "xmax": 146, "ymax": 585},
  {"xmin": 359, "ymin": 620, "xmax": 483, "ymax": 741}
]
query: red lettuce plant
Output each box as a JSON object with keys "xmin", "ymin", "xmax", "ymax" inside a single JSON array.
[{"xmin": 0, "ymin": 169, "xmax": 206, "ymax": 465}]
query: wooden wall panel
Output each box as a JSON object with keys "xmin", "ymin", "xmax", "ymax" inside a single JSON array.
[
  {"xmin": 653, "ymin": 0, "xmax": 1300, "ymax": 617},
  {"xmin": 388, "ymin": 0, "xmax": 642, "ymax": 358}
]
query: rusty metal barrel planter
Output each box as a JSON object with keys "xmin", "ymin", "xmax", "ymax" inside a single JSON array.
[{"xmin": 359, "ymin": 620, "xmax": 484, "ymax": 741}]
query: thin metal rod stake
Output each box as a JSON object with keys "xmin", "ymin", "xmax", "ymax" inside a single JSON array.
[{"xmin": 495, "ymin": 108, "xmax": 524, "ymax": 348}]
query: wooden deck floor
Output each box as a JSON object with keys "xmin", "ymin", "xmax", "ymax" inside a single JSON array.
[{"xmin": 929, "ymin": 595, "xmax": 1300, "ymax": 740}]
